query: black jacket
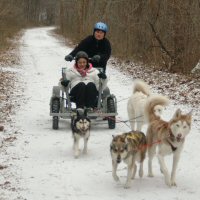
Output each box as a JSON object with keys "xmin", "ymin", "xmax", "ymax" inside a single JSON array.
[{"xmin": 69, "ymin": 35, "xmax": 111, "ymax": 72}]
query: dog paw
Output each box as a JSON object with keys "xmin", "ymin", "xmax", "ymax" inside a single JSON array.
[
  {"xmin": 131, "ymin": 175, "xmax": 135, "ymax": 180},
  {"xmin": 171, "ymin": 181, "xmax": 177, "ymax": 187},
  {"xmin": 165, "ymin": 178, "xmax": 172, "ymax": 187},
  {"xmin": 113, "ymin": 175, "xmax": 119, "ymax": 182},
  {"xmin": 148, "ymin": 173, "xmax": 154, "ymax": 177},
  {"xmin": 74, "ymin": 155, "xmax": 79, "ymax": 159},
  {"xmin": 139, "ymin": 170, "xmax": 143, "ymax": 178},
  {"xmin": 124, "ymin": 183, "xmax": 131, "ymax": 189},
  {"xmin": 82, "ymin": 148, "xmax": 87, "ymax": 154},
  {"xmin": 74, "ymin": 151, "xmax": 80, "ymax": 159}
]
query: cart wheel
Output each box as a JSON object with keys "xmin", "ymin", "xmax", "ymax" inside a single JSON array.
[
  {"xmin": 52, "ymin": 86, "xmax": 60, "ymax": 97},
  {"xmin": 52, "ymin": 98, "xmax": 60, "ymax": 130},
  {"xmin": 53, "ymin": 116, "xmax": 59, "ymax": 130},
  {"xmin": 102, "ymin": 87, "xmax": 110, "ymax": 99},
  {"xmin": 107, "ymin": 97, "xmax": 116, "ymax": 129}
]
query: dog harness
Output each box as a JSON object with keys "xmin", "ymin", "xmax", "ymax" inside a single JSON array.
[
  {"xmin": 166, "ymin": 139, "xmax": 177, "ymax": 152},
  {"xmin": 166, "ymin": 130, "xmax": 184, "ymax": 152}
]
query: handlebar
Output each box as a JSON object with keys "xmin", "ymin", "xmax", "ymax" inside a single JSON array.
[{"xmin": 96, "ymin": 67, "xmax": 104, "ymax": 73}]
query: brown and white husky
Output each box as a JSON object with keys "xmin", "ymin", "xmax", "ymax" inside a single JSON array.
[
  {"xmin": 145, "ymin": 96, "xmax": 192, "ymax": 186},
  {"xmin": 110, "ymin": 131, "xmax": 146, "ymax": 188},
  {"xmin": 71, "ymin": 109, "xmax": 91, "ymax": 158}
]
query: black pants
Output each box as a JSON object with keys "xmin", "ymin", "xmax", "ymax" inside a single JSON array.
[{"xmin": 70, "ymin": 82, "xmax": 98, "ymax": 108}]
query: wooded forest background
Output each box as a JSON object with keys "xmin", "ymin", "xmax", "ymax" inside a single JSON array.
[{"xmin": 1, "ymin": 0, "xmax": 200, "ymax": 74}]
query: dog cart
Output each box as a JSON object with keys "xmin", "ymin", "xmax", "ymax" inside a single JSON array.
[{"xmin": 50, "ymin": 67, "xmax": 117, "ymax": 130}]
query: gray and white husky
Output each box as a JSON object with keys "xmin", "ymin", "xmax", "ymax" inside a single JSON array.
[
  {"xmin": 110, "ymin": 131, "xmax": 147, "ymax": 188},
  {"xmin": 71, "ymin": 109, "xmax": 91, "ymax": 158},
  {"xmin": 145, "ymin": 96, "xmax": 192, "ymax": 186}
]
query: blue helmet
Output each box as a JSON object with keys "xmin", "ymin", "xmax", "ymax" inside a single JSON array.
[{"xmin": 94, "ymin": 22, "xmax": 108, "ymax": 33}]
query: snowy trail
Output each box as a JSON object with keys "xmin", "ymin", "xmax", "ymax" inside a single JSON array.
[{"xmin": 2, "ymin": 27, "xmax": 200, "ymax": 200}]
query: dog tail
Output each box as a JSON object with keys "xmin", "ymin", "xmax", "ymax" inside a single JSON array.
[
  {"xmin": 132, "ymin": 79, "xmax": 151, "ymax": 96},
  {"xmin": 144, "ymin": 95, "xmax": 169, "ymax": 122}
]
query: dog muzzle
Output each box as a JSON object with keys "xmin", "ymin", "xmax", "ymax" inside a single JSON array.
[
  {"xmin": 117, "ymin": 155, "xmax": 121, "ymax": 163},
  {"xmin": 176, "ymin": 134, "xmax": 184, "ymax": 142}
]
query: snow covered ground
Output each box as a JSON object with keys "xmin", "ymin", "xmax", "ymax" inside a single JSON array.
[{"xmin": 1, "ymin": 27, "xmax": 200, "ymax": 200}]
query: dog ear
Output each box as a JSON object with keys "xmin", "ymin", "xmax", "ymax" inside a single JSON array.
[
  {"xmin": 110, "ymin": 144, "xmax": 113, "ymax": 150},
  {"xmin": 173, "ymin": 108, "xmax": 182, "ymax": 119},
  {"xmin": 186, "ymin": 110, "xmax": 192, "ymax": 122},
  {"xmin": 84, "ymin": 108, "xmax": 88, "ymax": 116},
  {"xmin": 187, "ymin": 110, "xmax": 192, "ymax": 116},
  {"xmin": 112, "ymin": 135, "xmax": 118, "ymax": 142},
  {"xmin": 76, "ymin": 108, "xmax": 84, "ymax": 116},
  {"xmin": 76, "ymin": 110, "xmax": 80, "ymax": 117},
  {"xmin": 124, "ymin": 143, "xmax": 128, "ymax": 151}
]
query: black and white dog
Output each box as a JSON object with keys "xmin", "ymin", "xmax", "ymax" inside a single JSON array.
[{"xmin": 71, "ymin": 109, "xmax": 91, "ymax": 158}]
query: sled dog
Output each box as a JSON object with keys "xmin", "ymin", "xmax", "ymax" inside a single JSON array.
[
  {"xmin": 145, "ymin": 97, "xmax": 192, "ymax": 186},
  {"xmin": 71, "ymin": 109, "xmax": 91, "ymax": 158},
  {"xmin": 110, "ymin": 131, "xmax": 146, "ymax": 188},
  {"xmin": 127, "ymin": 79, "xmax": 169, "ymax": 131}
]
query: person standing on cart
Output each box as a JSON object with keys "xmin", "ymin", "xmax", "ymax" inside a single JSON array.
[{"xmin": 64, "ymin": 22, "xmax": 111, "ymax": 74}]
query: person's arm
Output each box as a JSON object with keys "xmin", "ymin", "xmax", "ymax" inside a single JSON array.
[
  {"xmin": 93, "ymin": 69, "xmax": 108, "ymax": 90},
  {"xmin": 69, "ymin": 36, "xmax": 92, "ymax": 57},
  {"xmin": 98, "ymin": 39, "xmax": 111, "ymax": 64}
]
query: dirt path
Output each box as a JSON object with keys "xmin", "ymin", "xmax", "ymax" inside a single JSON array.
[{"xmin": 0, "ymin": 27, "xmax": 199, "ymax": 200}]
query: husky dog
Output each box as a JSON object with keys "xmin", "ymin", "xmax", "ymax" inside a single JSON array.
[
  {"xmin": 71, "ymin": 109, "xmax": 91, "ymax": 158},
  {"xmin": 127, "ymin": 79, "xmax": 169, "ymax": 131},
  {"xmin": 110, "ymin": 131, "xmax": 147, "ymax": 188},
  {"xmin": 145, "ymin": 97, "xmax": 192, "ymax": 186}
]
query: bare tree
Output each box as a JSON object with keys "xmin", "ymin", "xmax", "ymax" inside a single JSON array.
[{"xmin": 58, "ymin": 0, "xmax": 200, "ymax": 74}]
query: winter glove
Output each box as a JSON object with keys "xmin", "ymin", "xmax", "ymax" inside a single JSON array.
[
  {"xmin": 65, "ymin": 54, "xmax": 73, "ymax": 62},
  {"xmin": 61, "ymin": 79, "xmax": 70, "ymax": 87},
  {"xmin": 91, "ymin": 55, "xmax": 100, "ymax": 63},
  {"xmin": 98, "ymin": 72, "xmax": 107, "ymax": 79}
]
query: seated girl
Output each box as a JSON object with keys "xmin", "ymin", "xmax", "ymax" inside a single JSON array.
[{"xmin": 60, "ymin": 51, "xmax": 107, "ymax": 109}]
